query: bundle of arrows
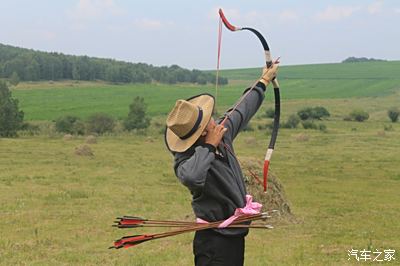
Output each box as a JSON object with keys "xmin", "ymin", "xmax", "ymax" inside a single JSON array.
[{"xmin": 111, "ymin": 211, "xmax": 276, "ymax": 249}]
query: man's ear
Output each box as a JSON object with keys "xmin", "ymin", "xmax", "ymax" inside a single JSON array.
[{"xmin": 201, "ymin": 130, "xmax": 207, "ymax": 137}]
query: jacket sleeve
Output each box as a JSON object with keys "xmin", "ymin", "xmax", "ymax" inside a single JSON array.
[
  {"xmin": 223, "ymin": 82, "xmax": 266, "ymax": 141},
  {"xmin": 173, "ymin": 144, "xmax": 216, "ymax": 191}
]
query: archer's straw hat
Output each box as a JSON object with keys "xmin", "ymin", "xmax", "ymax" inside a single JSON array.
[{"xmin": 165, "ymin": 94, "xmax": 215, "ymax": 152}]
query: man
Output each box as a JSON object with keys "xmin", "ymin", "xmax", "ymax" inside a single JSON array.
[{"xmin": 164, "ymin": 64, "xmax": 278, "ymax": 266}]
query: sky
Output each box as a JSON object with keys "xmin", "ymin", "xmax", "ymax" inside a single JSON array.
[{"xmin": 0, "ymin": 0, "xmax": 399, "ymax": 70}]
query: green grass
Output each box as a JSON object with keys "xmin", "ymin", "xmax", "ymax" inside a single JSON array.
[
  {"xmin": 1, "ymin": 61, "xmax": 400, "ymax": 264},
  {"xmin": 11, "ymin": 60, "xmax": 400, "ymax": 121},
  {"xmin": 1, "ymin": 116, "xmax": 400, "ymax": 265},
  {"xmin": 220, "ymin": 60, "xmax": 400, "ymax": 80},
  {"xmin": 220, "ymin": 60, "xmax": 400, "ymax": 99}
]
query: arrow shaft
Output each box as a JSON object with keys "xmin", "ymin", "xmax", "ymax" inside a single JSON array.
[
  {"xmin": 118, "ymin": 224, "xmax": 272, "ymax": 229},
  {"xmin": 114, "ymin": 213, "xmax": 272, "ymax": 248}
]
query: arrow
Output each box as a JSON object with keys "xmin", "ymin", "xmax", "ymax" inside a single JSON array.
[{"xmin": 112, "ymin": 212, "xmax": 274, "ymax": 249}]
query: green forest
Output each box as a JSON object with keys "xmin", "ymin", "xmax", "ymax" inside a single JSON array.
[{"xmin": 0, "ymin": 43, "xmax": 227, "ymax": 85}]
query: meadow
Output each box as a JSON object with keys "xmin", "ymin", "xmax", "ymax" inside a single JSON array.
[
  {"xmin": 1, "ymin": 61, "xmax": 400, "ymax": 265},
  {"xmin": 11, "ymin": 61, "xmax": 400, "ymax": 121}
]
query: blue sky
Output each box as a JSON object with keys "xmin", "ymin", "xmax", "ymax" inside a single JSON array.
[{"xmin": 0, "ymin": 0, "xmax": 399, "ymax": 69}]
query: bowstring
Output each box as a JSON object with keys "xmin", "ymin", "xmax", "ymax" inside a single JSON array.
[{"xmin": 215, "ymin": 16, "xmax": 223, "ymax": 111}]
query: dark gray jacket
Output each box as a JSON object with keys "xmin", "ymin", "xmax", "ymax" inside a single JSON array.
[{"xmin": 172, "ymin": 82, "xmax": 266, "ymax": 236}]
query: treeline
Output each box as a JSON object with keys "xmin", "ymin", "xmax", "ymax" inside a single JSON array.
[
  {"xmin": 0, "ymin": 43, "xmax": 228, "ymax": 85},
  {"xmin": 342, "ymin": 57, "xmax": 387, "ymax": 63}
]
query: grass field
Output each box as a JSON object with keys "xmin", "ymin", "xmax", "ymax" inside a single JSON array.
[
  {"xmin": 1, "ymin": 61, "xmax": 400, "ymax": 265},
  {"xmin": 11, "ymin": 61, "xmax": 400, "ymax": 121}
]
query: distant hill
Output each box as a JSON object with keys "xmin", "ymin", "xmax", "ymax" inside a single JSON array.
[
  {"xmin": 0, "ymin": 43, "xmax": 227, "ymax": 85},
  {"xmin": 215, "ymin": 60, "xmax": 400, "ymax": 100},
  {"xmin": 342, "ymin": 56, "xmax": 387, "ymax": 63},
  {"xmin": 219, "ymin": 60, "xmax": 400, "ymax": 81}
]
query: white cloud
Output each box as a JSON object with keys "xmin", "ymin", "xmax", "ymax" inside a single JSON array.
[
  {"xmin": 367, "ymin": 1, "xmax": 383, "ymax": 14},
  {"xmin": 315, "ymin": 6, "xmax": 360, "ymax": 21},
  {"xmin": 133, "ymin": 19, "xmax": 174, "ymax": 30},
  {"xmin": 41, "ymin": 30, "xmax": 56, "ymax": 41},
  {"xmin": 68, "ymin": 0, "xmax": 123, "ymax": 21},
  {"xmin": 279, "ymin": 10, "xmax": 299, "ymax": 22},
  {"xmin": 395, "ymin": 8, "xmax": 400, "ymax": 14},
  {"xmin": 242, "ymin": 11, "xmax": 261, "ymax": 24}
]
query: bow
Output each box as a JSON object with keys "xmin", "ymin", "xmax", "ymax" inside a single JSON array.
[{"xmin": 218, "ymin": 8, "xmax": 281, "ymax": 192}]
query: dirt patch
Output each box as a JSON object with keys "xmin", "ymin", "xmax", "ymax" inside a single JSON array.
[
  {"xmin": 244, "ymin": 137, "xmax": 257, "ymax": 145},
  {"xmin": 294, "ymin": 133, "xmax": 310, "ymax": 142},
  {"xmin": 145, "ymin": 137, "xmax": 155, "ymax": 143},
  {"xmin": 377, "ymin": 131, "xmax": 386, "ymax": 137}
]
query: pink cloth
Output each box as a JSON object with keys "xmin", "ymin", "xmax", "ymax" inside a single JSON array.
[{"xmin": 196, "ymin": 195, "xmax": 262, "ymax": 228}]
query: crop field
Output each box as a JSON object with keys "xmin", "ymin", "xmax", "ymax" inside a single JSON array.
[
  {"xmin": 11, "ymin": 61, "xmax": 400, "ymax": 121},
  {"xmin": 1, "ymin": 61, "xmax": 400, "ymax": 265}
]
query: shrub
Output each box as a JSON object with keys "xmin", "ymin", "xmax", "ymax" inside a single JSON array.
[
  {"xmin": 297, "ymin": 107, "xmax": 313, "ymax": 120},
  {"xmin": 388, "ymin": 108, "xmax": 399, "ymax": 123},
  {"xmin": 384, "ymin": 124, "xmax": 394, "ymax": 131},
  {"xmin": 123, "ymin": 96, "xmax": 151, "ymax": 131},
  {"xmin": 301, "ymin": 120, "xmax": 318, "ymax": 129},
  {"xmin": 257, "ymin": 124, "xmax": 267, "ymax": 130},
  {"xmin": 0, "ymin": 81, "xmax": 24, "ymax": 137},
  {"xmin": 10, "ymin": 72, "xmax": 20, "ymax": 86},
  {"xmin": 258, "ymin": 122, "xmax": 273, "ymax": 131},
  {"xmin": 55, "ymin": 115, "xmax": 85, "ymax": 135},
  {"xmin": 72, "ymin": 120, "xmax": 86, "ymax": 135},
  {"xmin": 264, "ymin": 108, "xmax": 275, "ymax": 118},
  {"xmin": 349, "ymin": 110, "xmax": 369, "ymax": 122},
  {"xmin": 196, "ymin": 75, "xmax": 207, "ymax": 85},
  {"xmin": 343, "ymin": 116, "xmax": 352, "ymax": 121},
  {"xmin": 282, "ymin": 114, "xmax": 300, "ymax": 128},
  {"xmin": 19, "ymin": 122, "xmax": 40, "ymax": 135},
  {"xmin": 86, "ymin": 113, "xmax": 115, "ymax": 134},
  {"xmin": 297, "ymin": 106, "xmax": 330, "ymax": 120},
  {"xmin": 217, "ymin": 76, "xmax": 228, "ymax": 85},
  {"xmin": 55, "ymin": 115, "xmax": 76, "ymax": 133},
  {"xmin": 318, "ymin": 123, "xmax": 327, "ymax": 132},
  {"xmin": 313, "ymin": 106, "xmax": 330, "ymax": 120}
]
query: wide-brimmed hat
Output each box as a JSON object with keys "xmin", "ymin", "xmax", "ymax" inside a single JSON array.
[{"xmin": 165, "ymin": 93, "xmax": 215, "ymax": 152}]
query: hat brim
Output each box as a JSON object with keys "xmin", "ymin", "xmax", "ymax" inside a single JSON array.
[{"xmin": 165, "ymin": 94, "xmax": 215, "ymax": 153}]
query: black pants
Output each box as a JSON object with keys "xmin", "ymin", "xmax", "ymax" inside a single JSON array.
[{"xmin": 193, "ymin": 229, "xmax": 245, "ymax": 266}]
